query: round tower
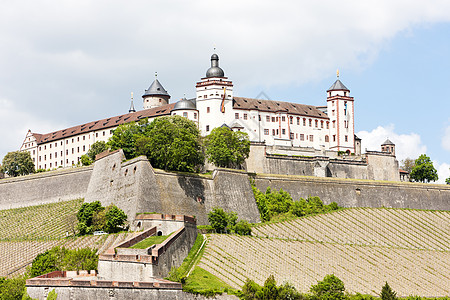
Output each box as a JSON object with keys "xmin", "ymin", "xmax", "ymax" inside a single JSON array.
[{"xmin": 142, "ymin": 74, "xmax": 170, "ymax": 110}]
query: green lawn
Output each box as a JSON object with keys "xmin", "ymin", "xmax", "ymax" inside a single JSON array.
[
  {"xmin": 129, "ymin": 233, "xmax": 171, "ymax": 249},
  {"xmin": 183, "ymin": 266, "xmax": 235, "ymax": 296}
]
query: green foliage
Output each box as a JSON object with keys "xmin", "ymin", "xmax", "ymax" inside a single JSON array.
[
  {"xmin": 1, "ymin": 151, "xmax": 35, "ymax": 177},
  {"xmin": 410, "ymin": 154, "xmax": 438, "ymax": 183},
  {"xmin": 140, "ymin": 116, "xmax": 204, "ymax": 172},
  {"xmin": 87, "ymin": 141, "xmax": 108, "ymax": 161},
  {"xmin": 0, "ymin": 276, "xmax": 27, "ymax": 300},
  {"xmin": 446, "ymin": 172, "xmax": 450, "ymax": 185},
  {"xmin": 207, "ymin": 207, "xmax": 229, "ymax": 233},
  {"xmin": 80, "ymin": 154, "xmax": 92, "ymax": 166},
  {"xmin": 30, "ymin": 246, "xmax": 98, "ymax": 277},
  {"xmin": 240, "ymin": 276, "xmax": 303, "ymax": 300},
  {"xmin": 310, "ymin": 274, "xmax": 346, "ymax": 300},
  {"xmin": 234, "ymin": 220, "xmax": 252, "ymax": 235},
  {"xmin": 253, "ymin": 186, "xmax": 339, "ymax": 222},
  {"xmin": 130, "ymin": 233, "xmax": 171, "ymax": 249},
  {"xmin": 380, "ymin": 282, "xmax": 397, "ymax": 300},
  {"xmin": 47, "ymin": 289, "xmax": 57, "ymax": 300},
  {"xmin": 108, "ymin": 122, "xmax": 143, "ymax": 159},
  {"xmin": 76, "ymin": 202, "xmax": 127, "ymax": 235},
  {"xmin": 204, "ymin": 126, "xmax": 250, "ymax": 168},
  {"xmin": 182, "ymin": 267, "xmax": 232, "ymax": 297}
]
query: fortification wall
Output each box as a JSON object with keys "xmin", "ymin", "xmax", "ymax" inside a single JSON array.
[
  {"xmin": 0, "ymin": 166, "xmax": 93, "ymax": 210},
  {"xmin": 254, "ymin": 174, "xmax": 450, "ymax": 210}
]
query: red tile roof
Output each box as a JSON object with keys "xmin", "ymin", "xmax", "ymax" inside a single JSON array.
[
  {"xmin": 233, "ymin": 97, "xmax": 329, "ymax": 119},
  {"xmin": 32, "ymin": 104, "xmax": 175, "ymax": 145}
]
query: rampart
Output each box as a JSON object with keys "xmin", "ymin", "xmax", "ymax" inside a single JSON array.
[
  {"xmin": 0, "ymin": 166, "xmax": 93, "ymax": 210},
  {"xmin": 253, "ymin": 174, "xmax": 450, "ymax": 210}
]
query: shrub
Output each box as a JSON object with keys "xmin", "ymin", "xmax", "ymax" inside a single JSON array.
[
  {"xmin": 208, "ymin": 207, "xmax": 229, "ymax": 233},
  {"xmin": 76, "ymin": 202, "xmax": 127, "ymax": 235},
  {"xmin": 234, "ymin": 220, "xmax": 252, "ymax": 235},
  {"xmin": 310, "ymin": 274, "xmax": 346, "ymax": 300},
  {"xmin": 0, "ymin": 276, "xmax": 27, "ymax": 299}
]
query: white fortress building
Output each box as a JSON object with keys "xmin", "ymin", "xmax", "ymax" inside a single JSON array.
[{"xmin": 21, "ymin": 53, "xmax": 358, "ymax": 171}]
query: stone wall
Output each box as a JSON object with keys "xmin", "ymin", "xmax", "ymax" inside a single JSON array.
[
  {"xmin": 0, "ymin": 166, "xmax": 93, "ymax": 210},
  {"xmin": 254, "ymin": 174, "xmax": 450, "ymax": 211}
]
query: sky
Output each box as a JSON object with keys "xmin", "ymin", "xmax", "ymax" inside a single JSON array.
[{"xmin": 0, "ymin": 0, "xmax": 449, "ymax": 183}]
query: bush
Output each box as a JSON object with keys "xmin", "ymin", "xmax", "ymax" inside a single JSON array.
[
  {"xmin": 80, "ymin": 154, "xmax": 92, "ymax": 166},
  {"xmin": 310, "ymin": 274, "xmax": 346, "ymax": 300},
  {"xmin": 234, "ymin": 220, "xmax": 252, "ymax": 235},
  {"xmin": 30, "ymin": 246, "xmax": 98, "ymax": 277},
  {"xmin": 76, "ymin": 202, "xmax": 127, "ymax": 235},
  {"xmin": 0, "ymin": 276, "xmax": 27, "ymax": 299},
  {"xmin": 240, "ymin": 276, "xmax": 303, "ymax": 300}
]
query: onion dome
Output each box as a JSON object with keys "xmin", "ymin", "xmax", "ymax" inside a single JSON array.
[
  {"xmin": 173, "ymin": 98, "xmax": 197, "ymax": 111},
  {"xmin": 206, "ymin": 53, "xmax": 225, "ymax": 78}
]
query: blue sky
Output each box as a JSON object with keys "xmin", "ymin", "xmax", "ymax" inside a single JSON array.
[{"xmin": 0, "ymin": 1, "xmax": 449, "ymax": 182}]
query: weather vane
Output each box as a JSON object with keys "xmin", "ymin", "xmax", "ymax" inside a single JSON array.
[{"xmin": 337, "ymin": 69, "xmax": 340, "ymax": 78}]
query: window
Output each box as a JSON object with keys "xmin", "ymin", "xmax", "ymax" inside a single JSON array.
[
  {"xmin": 49, "ymin": 153, "xmax": 52, "ymax": 159},
  {"xmin": 310, "ymin": 135, "xmax": 314, "ymax": 142},
  {"xmin": 72, "ymin": 138, "xmax": 74, "ymax": 143},
  {"xmin": 103, "ymin": 131, "xmax": 105, "ymax": 136},
  {"xmin": 50, "ymin": 163, "xmax": 52, "ymax": 168},
  {"xmin": 206, "ymin": 125, "xmax": 210, "ymax": 132},
  {"xmin": 333, "ymin": 121, "xmax": 336, "ymax": 128},
  {"xmin": 266, "ymin": 116, "xmax": 270, "ymax": 122},
  {"xmin": 345, "ymin": 135, "xmax": 348, "ymax": 142},
  {"xmin": 66, "ymin": 150, "xmax": 68, "ymax": 155},
  {"xmin": 332, "ymin": 101, "xmax": 335, "ymax": 106},
  {"xmin": 95, "ymin": 133, "xmax": 98, "ymax": 137},
  {"xmin": 264, "ymin": 129, "xmax": 269, "ymax": 135},
  {"xmin": 39, "ymin": 146, "xmax": 41, "ymax": 151},
  {"xmin": 83, "ymin": 145, "xmax": 86, "ymax": 151},
  {"xmin": 61, "ymin": 141, "xmax": 63, "ymax": 145},
  {"xmin": 282, "ymin": 116, "xmax": 285, "ymax": 122},
  {"xmin": 77, "ymin": 137, "xmax": 80, "ymax": 142},
  {"xmin": 55, "ymin": 142, "xmax": 57, "ymax": 147},
  {"xmin": 244, "ymin": 113, "xmax": 248, "ymax": 120},
  {"xmin": 50, "ymin": 144, "xmax": 52, "ymax": 149},
  {"xmin": 66, "ymin": 159, "xmax": 68, "ymax": 164},
  {"xmin": 272, "ymin": 117, "xmax": 275, "ymax": 122},
  {"xmin": 290, "ymin": 133, "xmax": 294, "ymax": 139},
  {"xmin": 33, "ymin": 150, "xmax": 35, "ymax": 155},
  {"xmin": 72, "ymin": 148, "xmax": 74, "ymax": 154},
  {"xmin": 272, "ymin": 129, "xmax": 275, "ymax": 135},
  {"xmin": 44, "ymin": 145, "xmax": 46, "ymax": 150},
  {"xmin": 315, "ymin": 120, "xmax": 318, "ymax": 128},
  {"xmin": 309, "ymin": 119, "xmax": 312, "ymax": 127},
  {"xmin": 300, "ymin": 134, "xmax": 304, "ymax": 141},
  {"xmin": 258, "ymin": 115, "xmax": 261, "ymax": 121},
  {"xmin": 61, "ymin": 151, "xmax": 63, "ymax": 156},
  {"xmin": 282, "ymin": 129, "xmax": 286, "ymax": 135},
  {"xmin": 83, "ymin": 136, "xmax": 85, "ymax": 141},
  {"xmin": 333, "ymin": 135, "xmax": 336, "ymax": 142},
  {"xmin": 332, "ymin": 110, "xmax": 335, "ymax": 116},
  {"xmin": 276, "ymin": 129, "xmax": 279, "ymax": 135},
  {"xmin": 194, "ymin": 113, "xmax": 197, "ymax": 119},
  {"xmin": 39, "ymin": 156, "xmax": 41, "ymax": 162},
  {"xmin": 183, "ymin": 112, "xmax": 188, "ymax": 117},
  {"xmin": 66, "ymin": 140, "xmax": 68, "ymax": 145},
  {"xmin": 297, "ymin": 117, "xmax": 300, "ymax": 125},
  {"xmin": 55, "ymin": 152, "xmax": 57, "ymax": 158},
  {"xmin": 321, "ymin": 121, "xmax": 324, "ymax": 128},
  {"xmin": 110, "ymin": 130, "xmax": 113, "ymax": 134},
  {"xmin": 290, "ymin": 117, "xmax": 293, "ymax": 124},
  {"xmin": 77, "ymin": 147, "xmax": 80, "ymax": 153},
  {"xmin": 207, "ymin": 107, "xmax": 210, "ymax": 113},
  {"xmin": 325, "ymin": 135, "xmax": 329, "ymax": 142},
  {"xmin": 61, "ymin": 160, "xmax": 63, "ymax": 165},
  {"xmin": 44, "ymin": 164, "xmax": 46, "ymax": 169},
  {"xmin": 326, "ymin": 122, "xmax": 329, "ymax": 129},
  {"xmin": 55, "ymin": 162, "xmax": 57, "ymax": 167},
  {"xmin": 235, "ymin": 113, "xmax": 239, "ymax": 119}
]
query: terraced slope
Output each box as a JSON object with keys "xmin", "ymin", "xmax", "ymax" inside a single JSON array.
[
  {"xmin": 199, "ymin": 208, "xmax": 450, "ymax": 297},
  {"xmin": 0, "ymin": 199, "xmax": 140, "ymax": 277}
]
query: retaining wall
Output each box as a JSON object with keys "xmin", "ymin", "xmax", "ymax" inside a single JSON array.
[
  {"xmin": 0, "ymin": 166, "xmax": 93, "ymax": 210},
  {"xmin": 254, "ymin": 174, "xmax": 450, "ymax": 211}
]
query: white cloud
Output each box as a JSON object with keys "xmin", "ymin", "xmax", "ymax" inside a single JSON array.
[
  {"xmin": 356, "ymin": 125, "xmax": 427, "ymax": 162},
  {"xmin": 435, "ymin": 162, "xmax": 450, "ymax": 184},
  {"xmin": 442, "ymin": 126, "xmax": 450, "ymax": 151}
]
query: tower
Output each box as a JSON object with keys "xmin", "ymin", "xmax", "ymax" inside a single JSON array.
[
  {"xmin": 381, "ymin": 138, "xmax": 395, "ymax": 156},
  {"xmin": 326, "ymin": 71, "xmax": 355, "ymax": 153},
  {"xmin": 195, "ymin": 53, "xmax": 234, "ymax": 135},
  {"xmin": 142, "ymin": 74, "xmax": 171, "ymax": 110}
]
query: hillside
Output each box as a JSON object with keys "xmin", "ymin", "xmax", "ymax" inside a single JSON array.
[
  {"xmin": 0, "ymin": 199, "xmax": 139, "ymax": 277},
  {"xmin": 198, "ymin": 208, "xmax": 450, "ymax": 297}
]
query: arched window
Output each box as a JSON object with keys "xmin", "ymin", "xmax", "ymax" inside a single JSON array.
[{"xmin": 325, "ymin": 135, "xmax": 329, "ymax": 142}]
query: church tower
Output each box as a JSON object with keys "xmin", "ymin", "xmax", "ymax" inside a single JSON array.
[
  {"xmin": 195, "ymin": 53, "xmax": 234, "ymax": 135},
  {"xmin": 326, "ymin": 71, "xmax": 355, "ymax": 153},
  {"xmin": 142, "ymin": 75, "xmax": 171, "ymax": 110}
]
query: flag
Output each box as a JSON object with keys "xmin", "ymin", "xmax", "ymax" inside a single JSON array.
[{"xmin": 221, "ymin": 87, "xmax": 226, "ymax": 113}]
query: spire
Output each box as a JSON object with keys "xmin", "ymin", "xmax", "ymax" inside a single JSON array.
[
  {"xmin": 327, "ymin": 70, "xmax": 349, "ymax": 92},
  {"xmin": 129, "ymin": 92, "xmax": 136, "ymax": 113},
  {"xmin": 142, "ymin": 77, "xmax": 170, "ymax": 97}
]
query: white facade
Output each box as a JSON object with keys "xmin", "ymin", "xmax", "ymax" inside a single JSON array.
[{"xmin": 20, "ymin": 53, "xmax": 356, "ymax": 170}]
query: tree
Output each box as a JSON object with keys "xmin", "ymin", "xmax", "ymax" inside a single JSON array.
[
  {"xmin": 104, "ymin": 205, "xmax": 127, "ymax": 233},
  {"xmin": 380, "ymin": 282, "xmax": 397, "ymax": 300},
  {"xmin": 207, "ymin": 207, "xmax": 228, "ymax": 233},
  {"xmin": 138, "ymin": 116, "xmax": 204, "ymax": 172},
  {"xmin": 80, "ymin": 141, "xmax": 110, "ymax": 166},
  {"xmin": 400, "ymin": 158, "xmax": 415, "ymax": 174},
  {"xmin": 1, "ymin": 151, "xmax": 35, "ymax": 177},
  {"xmin": 107, "ymin": 122, "xmax": 143, "ymax": 159},
  {"xmin": 410, "ymin": 154, "xmax": 438, "ymax": 183},
  {"xmin": 446, "ymin": 176, "xmax": 450, "ymax": 185},
  {"xmin": 310, "ymin": 274, "xmax": 346, "ymax": 300},
  {"xmin": 205, "ymin": 126, "xmax": 250, "ymax": 169}
]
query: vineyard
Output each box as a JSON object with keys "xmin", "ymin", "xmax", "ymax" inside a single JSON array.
[
  {"xmin": 0, "ymin": 199, "xmax": 139, "ymax": 277},
  {"xmin": 198, "ymin": 208, "xmax": 450, "ymax": 297}
]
